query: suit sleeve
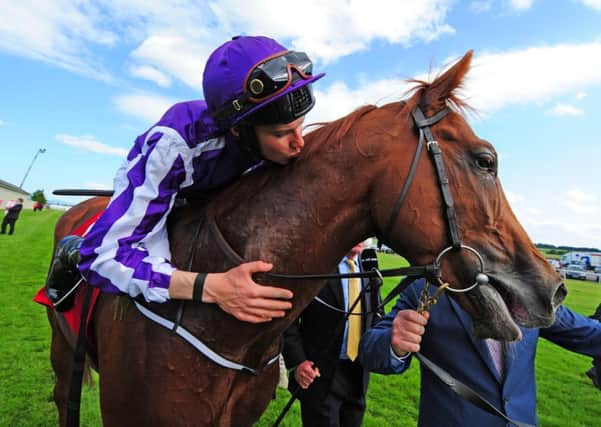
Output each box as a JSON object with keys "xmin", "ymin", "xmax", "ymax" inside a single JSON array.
[
  {"xmin": 540, "ymin": 304, "xmax": 601, "ymax": 357},
  {"xmin": 283, "ymin": 316, "xmax": 308, "ymax": 369},
  {"xmin": 358, "ymin": 279, "xmax": 423, "ymax": 374}
]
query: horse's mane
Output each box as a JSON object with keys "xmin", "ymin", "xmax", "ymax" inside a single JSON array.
[
  {"xmin": 303, "ymin": 104, "xmax": 378, "ymax": 155},
  {"xmin": 303, "ymin": 52, "xmax": 474, "ymax": 155}
]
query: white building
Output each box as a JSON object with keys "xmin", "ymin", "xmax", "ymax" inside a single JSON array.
[{"xmin": 0, "ymin": 179, "xmax": 33, "ymax": 209}]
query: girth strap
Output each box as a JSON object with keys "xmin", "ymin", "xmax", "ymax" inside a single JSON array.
[{"xmin": 133, "ymin": 301, "xmax": 279, "ymax": 375}]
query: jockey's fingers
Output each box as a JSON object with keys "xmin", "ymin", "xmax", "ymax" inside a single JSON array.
[
  {"xmin": 245, "ymin": 296, "xmax": 292, "ymax": 311},
  {"xmin": 240, "ymin": 305, "xmax": 287, "ymax": 320},
  {"xmin": 242, "ymin": 260, "xmax": 274, "ymax": 273},
  {"xmin": 247, "ymin": 283, "xmax": 293, "ymax": 301},
  {"xmin": 231, "ymin": 310, "xmax": 274, "ymax": 324}
]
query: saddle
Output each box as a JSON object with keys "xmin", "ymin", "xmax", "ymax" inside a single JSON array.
[{"xmin": 33, "ymin": 212, "xmax": 104, "ymax": 354}]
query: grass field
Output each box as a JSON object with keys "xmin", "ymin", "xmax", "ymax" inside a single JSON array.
[{"xmin": 1, "ymin": 210, "xmax": 601, "ymax": 426}]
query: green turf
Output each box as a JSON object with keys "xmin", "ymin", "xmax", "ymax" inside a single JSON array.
[{"xmin": 1, "ymin": 210, "xmax": 600, "ymax": 426}]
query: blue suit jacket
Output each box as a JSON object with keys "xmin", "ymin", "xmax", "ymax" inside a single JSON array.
[{"xmin": 359, "ymin": 279, "xmax": 601, "ymax": 426}]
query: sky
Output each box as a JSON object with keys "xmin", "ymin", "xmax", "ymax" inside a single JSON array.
[{"xmin": 1, "ymin": 0, "xmax": 600, "ymax": 249}]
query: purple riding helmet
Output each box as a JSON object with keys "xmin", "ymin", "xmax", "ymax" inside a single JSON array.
[{"xmin": 203, "ymin": 35, "xmax": 325, "ymax": 156}]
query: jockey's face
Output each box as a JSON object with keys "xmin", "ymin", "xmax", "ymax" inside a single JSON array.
[{"xmin": 254, "ymin": 116, "xmax": 306, "ymax": 165}]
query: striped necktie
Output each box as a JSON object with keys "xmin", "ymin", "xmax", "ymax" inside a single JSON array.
[
  {"xmin": 486, "ymin": 338, "xmax": 505, "ymax": 378},
  {"xmin": 345, "ymin": 258, "xmax": 362, "ymax": 361}
]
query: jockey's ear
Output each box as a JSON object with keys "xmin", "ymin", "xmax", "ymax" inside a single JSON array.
[{"xmin": 230, "ymin": 126, "xmax": 240, "ymax": 138}]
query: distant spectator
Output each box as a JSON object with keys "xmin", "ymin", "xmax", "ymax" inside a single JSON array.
[
  {"xmin": 283, "ymin": 242, "xmax": 382, "ymax": 427},
  {"xmin": 1, "ymin": 198, "xmax": 24, "ymax": 235},
  {"xmin": 33, "ymin": 201, "xmax": 43, "ymax": 212}
]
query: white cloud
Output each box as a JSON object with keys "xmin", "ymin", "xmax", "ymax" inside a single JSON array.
[
  {"xmin": 579, "ymin": 0, "xmax": 601, "ymax": 11},
  {"xmin": 113, "ymin": 93, "xmax": 177, "ymax": 123},
  {"xmin": 551, "ymin": 103, "xmax": 584, "ymax": 116},
  {"xmin": 558, "ymin": 188, "xmax": 598, "ymax": 214},
  {"xmin": 575, "ymin": 92, "xmax": 587, "ymax": 100},
  {"xmin": 525, "ymin": 220, "xmax": 601, "ymax": 248},
  {"xmin": 209, "ymin": 0, "xmax": 454, "ymax": 64},
  {"xmin": 505, "ymin": 191, "xmax": 525, "ymax": 204},
  {"xmin": 509, "ymin": 0, "xmax": 535, "ymax": 10},
  {"xmin": 55, "ymin": 134, "xmax": 128, "ymax": 157},
  {"xmin": 309, "ymin": 79, "xmax": 413, "ymax": 123},
  {"xmin": 129, "ymin": 65, "xmax": 172, "ymax": 87},
  {"xmin": 0, "ymin": 119, "xmax": 5, "ymax": 126},
  {"xmin": 0, "ymin": 1, "xmax": 116, "ymax": 81},
  {"xmin": 463, "ymin": 42, "xmax": 601, "ymax": 113},
  {"xmin": 508, "ymin": 192, "xmax": 601, "ymax": 248},
  {"xmin": 130, "ymin": 34, "xmax": 209, "ymax": 89},
  {"xmin": 470, "ymin": 1, "xmax": 493, "ymax": 13},
  {"xmin": 306, "ymin": 42, "xmax": 601, "ymax": 125},
  {"xmin": 525, "ymin": 207, "xmax": 542, "ymax": 216},
  {"xmin": 0, "ymin": 0, "xmax": 454, "ymax": 88}
]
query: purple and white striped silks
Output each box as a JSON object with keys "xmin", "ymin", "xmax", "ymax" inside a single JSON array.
[{"xmin": 78, "ymin": 101, "xmax": 259, "ymax": 303}]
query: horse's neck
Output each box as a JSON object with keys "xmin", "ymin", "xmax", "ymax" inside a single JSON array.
[
  {"xmin": 203, "ymin": 157, "xmax": 374, "ymax": 359},
  {"xmin": 219, "ymin": 156, "xmax": 374, "ymax": 277}
]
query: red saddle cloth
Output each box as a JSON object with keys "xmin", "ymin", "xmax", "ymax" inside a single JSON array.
[{"xmin": 34, "ymin": 211, "xmax": 104, "ymax": 351}]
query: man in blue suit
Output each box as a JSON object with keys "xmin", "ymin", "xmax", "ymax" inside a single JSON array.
[{"xmin": 359, "ymin": 279, "xmax": 601, "ymax": 427}]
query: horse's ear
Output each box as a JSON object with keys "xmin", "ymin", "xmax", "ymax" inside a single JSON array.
[{"xmin": 421, "ymin": 50, "xmax": 473, "ymax": 110}]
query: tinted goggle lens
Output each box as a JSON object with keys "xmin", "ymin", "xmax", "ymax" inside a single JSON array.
[{"xmin": 246, "ymin": 52, "xmax": 313, "ymax": 100}]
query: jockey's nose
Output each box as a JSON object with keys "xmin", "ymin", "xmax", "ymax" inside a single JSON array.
[{"xmin": 292, "ymin": 128, "xmax": 305, "ymax": 151}]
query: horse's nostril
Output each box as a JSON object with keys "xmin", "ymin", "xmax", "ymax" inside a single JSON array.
[{"xmin": 552, "ymin": 282, "xmax": 568, "ymax": 308}]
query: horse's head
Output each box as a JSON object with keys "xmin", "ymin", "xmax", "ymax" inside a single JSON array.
[{"xmin": 362, "ymin": 51, "xmax": 566, "ymax": 340}]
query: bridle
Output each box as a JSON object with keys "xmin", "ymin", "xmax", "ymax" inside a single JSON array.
[
  {"xmin": 380, "ymin": 104, "xmax": 489, "ymax": 293},
  {"xmin": 143, "ymin": 102, "xmax": 491, "ymax": 378},
  {"xmin": 273, "ymin": 103, "xmax": 532, "ymax": 427},
  {"xmin": 266, "ymin": 103, "xmax": 490, "ymax": 298}
]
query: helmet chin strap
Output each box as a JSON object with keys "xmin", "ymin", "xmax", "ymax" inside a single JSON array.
[{"xmin": 235, "ymin": 124, "xmax": 264, "ymax": 162}]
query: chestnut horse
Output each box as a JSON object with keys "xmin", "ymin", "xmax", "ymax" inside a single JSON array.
[{"xmin": 46, "ymin": 51, "xmax": 565, "ymax": 426}]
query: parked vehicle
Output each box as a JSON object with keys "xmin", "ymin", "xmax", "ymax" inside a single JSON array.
[
  {"xmin": 546, "ymin": 258, "xmax": 560, "ymax": 271},
  {"xmin": 582, "ymin": 266, "xmax": 601, "ymax": 282},
  {"xmin": 560, "ymin": 252, "xmax": 601, "ymax": 269},
  {"xmin": 561, "ymin": 264, "xmax": 587, "ymax": 280}
]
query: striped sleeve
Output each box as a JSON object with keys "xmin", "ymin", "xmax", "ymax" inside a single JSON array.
[{"xmin": 79, "ymin": 126, "xmax": 209, "ymax": 303}]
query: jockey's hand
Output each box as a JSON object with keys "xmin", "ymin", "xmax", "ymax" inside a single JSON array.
[
  {"xmin": 294, "ymin": 360, "xmax": 320, "ymax": 389},
  {"xmin": 203, "ymin": 261, "xmax": 293, "ymax": 323},
  {"xmin": 391, "ymin": 309, "xmax": 429, "ymax": 357}
]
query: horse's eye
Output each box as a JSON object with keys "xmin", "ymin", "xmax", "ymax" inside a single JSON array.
[{"xmin": 475, "ymin": 153, "xmax": 496, "ymax": 172}]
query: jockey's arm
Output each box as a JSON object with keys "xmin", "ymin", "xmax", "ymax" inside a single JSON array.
[{"xmin": 169, "ymin": 264, "xmax": 293, "ymax": 323}]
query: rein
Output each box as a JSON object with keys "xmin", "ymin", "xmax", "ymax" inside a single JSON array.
[
  {"xmin": 266, "ymin": 103, "xmax": 489, "ymax": 295},
  {"xmin": 271, "ymin": 104, "xmax": 522, "ymax": 427}
]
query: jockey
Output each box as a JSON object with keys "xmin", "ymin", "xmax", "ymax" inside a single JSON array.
[{"xmin": 46, "ymin": 35, "xmax": 325, "ymax": 323}]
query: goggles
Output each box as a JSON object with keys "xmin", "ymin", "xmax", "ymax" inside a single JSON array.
[
  {"xmin": 212, "ymin": 51, "xmax": 316, "ymax": 126},
  {"xmin": 240, "ymin": 51, "xmax": 313, "ymax": 105}
]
